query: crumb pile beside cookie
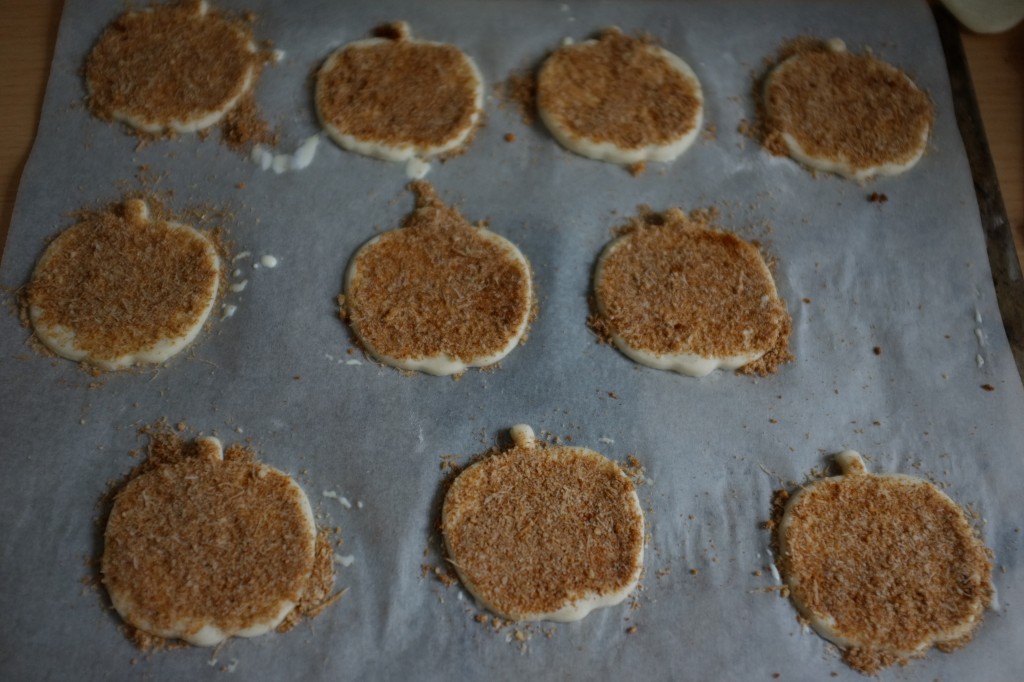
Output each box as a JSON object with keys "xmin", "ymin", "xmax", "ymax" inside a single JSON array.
[
  {"xmin": 341, "ymin": 181, "xmax": 533, "ymax": 375},
  {"xmin": 442, "ymin": 424, "xmax": 644, "ymax": 622},
  {"xmin": 777, "ymin": 451, "xmax": 993, "ymax": 675},
  {"xmin": 537, "ymin": 27, "xmax": 703, "ymax": 164},
  {"xmin": 592, "ymin": 207, "xmax": 791, "ymax": 376},
  {"xmin": 26, "ymin": 198, "xmax": 222, "ymax": 370},
  {"xmin": 102, "ymin": 431, "xmax": 335, "ymax": 647},
  {"xmin": 85, "ymin": 0, "xmax": 262, "ymax": 134}
]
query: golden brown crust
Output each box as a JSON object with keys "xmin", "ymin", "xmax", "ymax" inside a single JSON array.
[
  {"xmin": 537, "ymin": 28, "xmax": 700, "ymax": 149},
  {"xmin": 763, "ymin": 42, "xmax": 933, "ymax": 173},
  {"xmin": 316, "ymin": 33, "xmax": 480, "ymax": 150},
  {"xmin": 343, "ymin": 182, "xmax": 532, "ymax": 365},
  {"xmin": 85, "ymin": 1, "xmax": 258, "ymax": 129},
  {"xmin": 593, "ymin": 207, "xmax": 792, "ymax": 373},
  {"xmin": 779, "ymin": 468, "xmax": 993, "ymax": 675},
  {"xmin": 442, "ymin": 442, "xmax": 643, "ymax": 620}
]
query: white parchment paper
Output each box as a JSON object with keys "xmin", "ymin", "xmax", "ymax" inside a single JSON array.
[{"xmin": 1, "ymin": 1, "xmax": 1022, "ymax": 680}]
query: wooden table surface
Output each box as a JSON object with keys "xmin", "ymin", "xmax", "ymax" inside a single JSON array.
[{"xmin": 1, "ymin": 1, "xmax": 1021, "ymax": 266}]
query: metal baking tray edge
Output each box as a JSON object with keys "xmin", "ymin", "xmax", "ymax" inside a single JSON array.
[{"xmin": 935, "ymin": 4, "xmax": 1024, "ymax": 380}]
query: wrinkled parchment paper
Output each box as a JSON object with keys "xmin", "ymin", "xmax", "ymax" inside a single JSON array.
[{"xmin": 1, "ymin": 1, "xmax": 1022, "ymax": 680}]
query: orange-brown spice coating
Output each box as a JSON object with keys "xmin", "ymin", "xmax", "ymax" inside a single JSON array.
[
  {"xmin": 86, "ymin": 1, "xmax": 257, "ymax": 128},
  {"xmin": 781, "ymin": 474, "xmax": 992, "ymax": 674},
  {"xmin": 764, "ymin": 47, "xmax": 933, "ymax": 170},
  {"xmin": 502, "ymin": 70, "xmax": 538, "ymax": 126},
  {"xmin": 345, "ymin": 182, "xmax": 531, "ymax": 363},
  {"xmin": 27, "ymin": 202, "xmax": 220, "ymax": 365},
  {"xmin": 220, "ymin": 93, "xmax": 276, "ymax": 150},
  {"xmin": 276, "ymin": 528, "xmax": 340, "ymax": 632},
  {"xmin": 103, "ymin": 435, "xmax": 317, "ymax": 640},
  {"xmin": 443, "ymin": 445, "xmax": 643, "ymax": 619},
  {"xmin": 537, "ymin": 29, "xmax": 700, "ymax": 149},
  {"xmin": 316, "ymin": 37, "xmax": 479, "ymax": 148},
  {"xmin": 594, "ymin": 208, "xmax": 791, "ymax": 373}
]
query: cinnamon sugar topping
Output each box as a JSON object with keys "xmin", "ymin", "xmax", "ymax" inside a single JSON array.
[
  {"xmin": 592, "ymin": 207, "xmax": 792, "ymax": 376},
  {"xmin": 26, "ymin": 198, "xmax": 222, "ymax": 370},
  {"xmin": 220, "ymin": 93, "xmax": 277, "ymax": 150},
  {"xmin": 342, "ymin": 182, "xmax": 533, "ymax": 374},
  {"xmin": 537, "ymin": 28, "xmax": 702, "ymax": 155},
  {"xmin": 778, "ymin": 452, "xmax": 993, "ymax": 674},
  {"xmin": 85, "ymin": 1, "xmax": 263, "ymax": 134},
  {"xmin": 498, "ymin": 69, "xmax": 538, "ymax": 126},
  {"xmin": 762, "ymin": 40, "xmax": 933, "ymax": 178},
  {"xmin": 316, "ymin": 24, "xmax": 482, "ymax": 158},
  {"xmin": 102, "ymin": 429, "xmax": 336, "ymax": 647},
  {"xmin": 442, "ymin": 426, "xmax": 644, "ymax": 620}
]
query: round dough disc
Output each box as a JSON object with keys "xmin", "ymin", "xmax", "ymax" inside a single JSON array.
[
  {"xmin": 27, "ymin": 199, "xmax": 221, "ymax": 370},
  {"xmin": 343, "ymin": 183, "xmax": 532, "ymax": 375},
  {"xmin": 442, "ymin": 424, "xmax": 644, "ymax": 622},
  {"xmin": 537, "ymin": 28, "xmax": 703, "ymax": 164},
  {"xmin": 85, "ymin": 0, "xmax": 258, "ymax": 133},
  {"xmin": 778, "ymin": 451, "xmax": 993, "ymax": 674},
  {"xmin": 316, "ymin": 24, "xmax": 483, "ymax": 162},
  {"xmin": 593, "ymin": 208, "xmax": 790, "ymax": 376},
  {"xmin": 763, "ymin": 40, "xmax": 933, "ymax": 180},
  {"xmin": 103, "ymin": 437, "xmax": 318, "ymax": 647}
]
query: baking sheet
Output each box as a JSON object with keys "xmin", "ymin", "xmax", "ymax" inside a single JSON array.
[{"xmin": 2, "ymin": 1, "xmax": 1023, "ymax": 680}]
